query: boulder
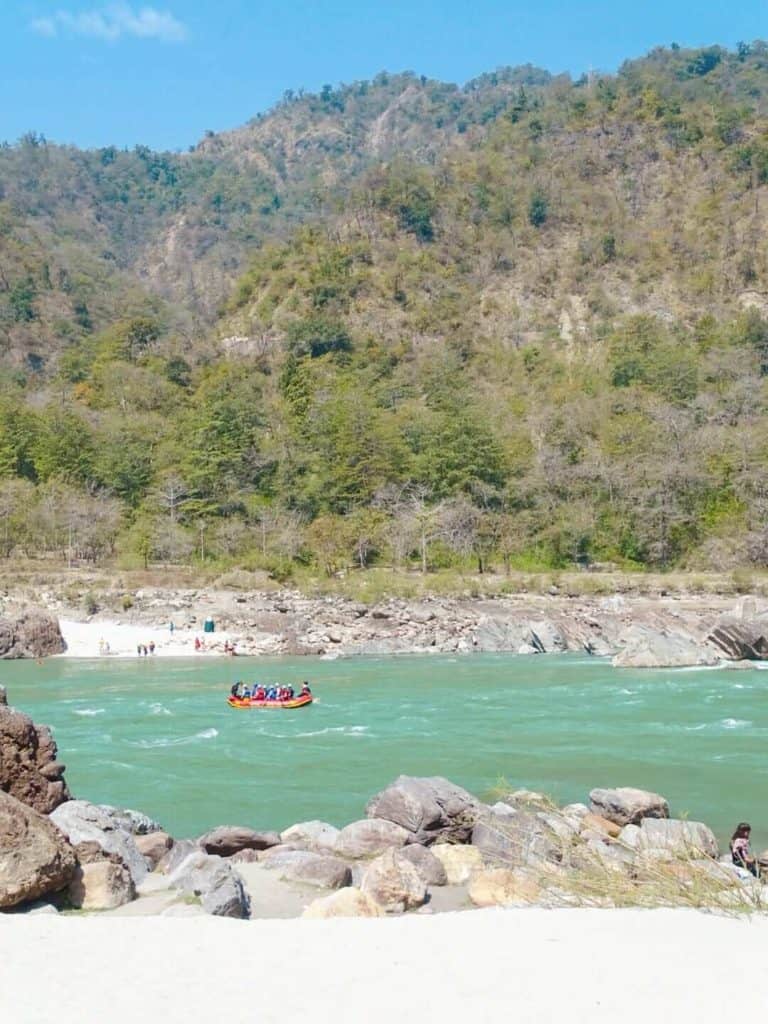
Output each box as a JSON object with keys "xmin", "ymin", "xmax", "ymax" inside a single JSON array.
[
  {"xmin": 0, "ymin": 791, "xmax": 76, "ymax": 909},
  {"xmin": 97, "ymin": 806, "xmax": 162, "ymax": 835},
  {"xmin": 620, "ymin": 819, "xmax": 719, "ymax": 860},
  {"xmin": 612, "ymin": 629, "xmax": 718, "ymax": 669},
  {"xmin": 431, "ymin": 844, "xmax": 484, "ymax": 884},
  {"xmin": 135, "ymin": 831, "xmax": 173, "ymax": 868},
  {"xmin": 397, "ymin": 844, "xmax": 448, "ymax": 886},
  {"xmin": 468, "ymin": 868, "xmax": 541, "ymax": 907},
  {"xmin": 708, "ymin": 620, "xmax": 768, "ymax": 661},
  {"xmin": 50, "ymin": 800, "xmax": 148, "ymax": 884},
  {"xmin": 168, "ymin": 851, "xmax": 249, "ymax": 918},
  {"xmin": 302, "ymin": 888, "xmax": 384, "ymax": 919},
  {"xmin": 198, "ymin": 826, "xmax": 281, "ymax": 857},
  {"xmin": 580, "ymin": 813, "xmax": 622, "ymax": 839},
  {"xmin": 229, "ymin": 849, "xmax": 260, "ymax": 865},
  {"xmin": 262, "ymin": 850, "xmax": 351, "ymax": 890},
  {"xmin": 0, "ymin": 694, "xmax": 69, "ymax": 813},
  {"xmin": 471, "ymin": 811, "xmax": 563, "ymax": 868},
  {"xmin": 365, "ymin": 776, "xmax": 481, "ymax": 845},
  {"xmin": 156, "ymin": 839, "xmax": 197, "ymax": 875},
  {"xmin": 280, "ymin": 821, "xmax": 339, "ymax": 852},
  {"xmin": 571, "ymin": 837, "xmax": 634, "ymax": 874},
  {"xmin": 0, "ymin": 611, "xmax": 66, "ymax": 660},
  {"xmin": 67, "ymin": 861, "xmax": 135, "ymax": 910},
  {"xmin": 589, "ymin": 787, "xmax": 669, "ymax": 827},
  {"xmin": 334, "ymin": 818, "xmax": 409, "ymax": 859},
  {"xmin": 360, "ymin": 849, "xmax": 427, "ymax": 913}
]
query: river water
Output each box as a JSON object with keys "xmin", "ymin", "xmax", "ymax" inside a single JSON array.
[{"xmin": 4, "ymin": 654, "xmax": 767, "ymax": 845}]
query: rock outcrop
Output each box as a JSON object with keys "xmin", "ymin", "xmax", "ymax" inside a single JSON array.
[
  {"xmin": 612, "ymin": 628, "xmax": 719, "ymax": 669},
  {"xmin": 366, "ymin": 776, "xmax": 481, "ymax": 845},
  {"xmin": 50, "ymin": 800, "xmax": 149, "ymax": 884},
  {"xmin": 0, "ymin": 791, "xmax": 76, "ymax": 908},
  {"xmin": 708, "ymin": 620, "xmax": 768, "ymax": 661},
  {"xmin": 0, "ymin": 611, "xmax": 66, "ymax": 659},
  {"xmin": 589, "ymin": 787, "xmax": 670, "ymax": 827},
  {"xmin": 0, "ymin": 689, "xmax": 69, "ymax": 813}
]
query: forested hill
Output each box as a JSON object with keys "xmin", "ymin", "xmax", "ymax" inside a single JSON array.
[{"xmin": 4, "ymin": 42, "xmax": 768, "ymax": 577}]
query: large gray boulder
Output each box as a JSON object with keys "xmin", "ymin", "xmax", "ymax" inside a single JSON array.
[
  {"xmin": 360, "ymin": 849, "xmax": 427, "ymax": 913},
  {"xmin": 0, "ymin": 791, "xmax": 76, "ymax": 908},
  {"xmin": 168, "ymin": 850, "xmax": 249, "ymax": 918},
  {"xmin": 50, "ymin": 800, "xmax": 149, "ymax": 884},
  {"xmin": 471, "ymin": 810, "xmax": 563, "ymax": 869},
  {"xmin": 198, "ymin": 826, "xmax": 281, "ymax": 857},
  {"xmin": 366, "ymin": 776, "xmax": 482, "ymax": 845},
  {"xmin": 280, "ymin": 821, "xmax": 339, "ymax": 852},
  {"xmin": 612, "ymin": 629, "xmax": 718, "ymax": 669},
  {"xmin": 334, "ymin": 818, "xmax": 409, "ymax": 859},
  {"xmin": 0, "ymin": 611, "xmax": 66, "ymax": 660},
  {"xmin": 262, "ymin": 850, "xmax": 352, "ymax": 889},
  {"xmin": 589, "ymin": 787, "xmax": 669, "ymax": 827},
  {"xmin": 0, "ymin": 690, "xmax": 69, "ymax": 813},
  {"xmin": 97, "ymin": 806, "xmax": 162, "ymax": 836},
  {"xmin": 397, "ymin": 844, "xmax": 448, "ymax": 886},
  {"xmin": 620, "ymin": 819, "xmax": 719, "ymax": 860}
]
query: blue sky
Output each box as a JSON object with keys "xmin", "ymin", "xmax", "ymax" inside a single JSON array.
[{"xmin": 3, "ymin": 1, "xmax": 767, "ymax": 151}]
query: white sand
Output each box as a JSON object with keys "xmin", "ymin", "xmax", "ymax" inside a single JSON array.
[
  {"xmin": 58, "ymin": 619, "xmax": 236, "ymax": 659},
  {"xmin": 1, "ymin": 908, "xmax": 766, "ymax": 1023}
]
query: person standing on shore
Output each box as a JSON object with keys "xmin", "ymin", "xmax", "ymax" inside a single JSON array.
[{"xmin": 169, "ymin": 622, "xmax": 175, "ymax": 635}]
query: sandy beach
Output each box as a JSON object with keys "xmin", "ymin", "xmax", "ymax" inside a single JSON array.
[
  {"xmin": 1, "ymin": 908, "xmax": 766, "ymax": 1023},
  {"xmin": 57, "ymin": 619, "xmax": 237, "ymax": 659}
]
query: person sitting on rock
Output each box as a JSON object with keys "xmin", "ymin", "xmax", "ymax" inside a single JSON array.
[{"xmin": 730, "ymin": 822, "xmax": 758, "ymax": 876}]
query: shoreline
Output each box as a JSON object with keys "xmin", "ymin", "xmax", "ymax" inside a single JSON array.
[{"xmin": 11, "ymin": 584, "xmax": 768, "ymax": 668}]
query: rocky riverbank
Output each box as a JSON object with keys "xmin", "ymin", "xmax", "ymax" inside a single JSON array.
[
  {"xmin": 2, "ymin": 689, "xmax": 766, "ymax": 920},
  {"xmin": 4, "ymin": 581, "xmax": 768, "ymax": 667}
]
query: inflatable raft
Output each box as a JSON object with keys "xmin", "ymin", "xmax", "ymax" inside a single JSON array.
[{"xmin": 227, "ymin": 694, "xmax": 313, "ymax": 710}]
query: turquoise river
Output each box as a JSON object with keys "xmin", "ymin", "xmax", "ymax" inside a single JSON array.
[{"xmin": 4, "ymin": 654, "xmax": 767, "ymax": 845}]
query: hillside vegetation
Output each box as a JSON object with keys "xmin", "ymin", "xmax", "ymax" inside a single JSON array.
[{"xmin": 3, "ymin": 43, "xmax": 768, "ymax": 577}]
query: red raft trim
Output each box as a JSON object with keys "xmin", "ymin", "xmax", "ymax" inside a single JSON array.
[{"xmin": 226, "ymin": 694, "xmax": 313, "ymax": 710}]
